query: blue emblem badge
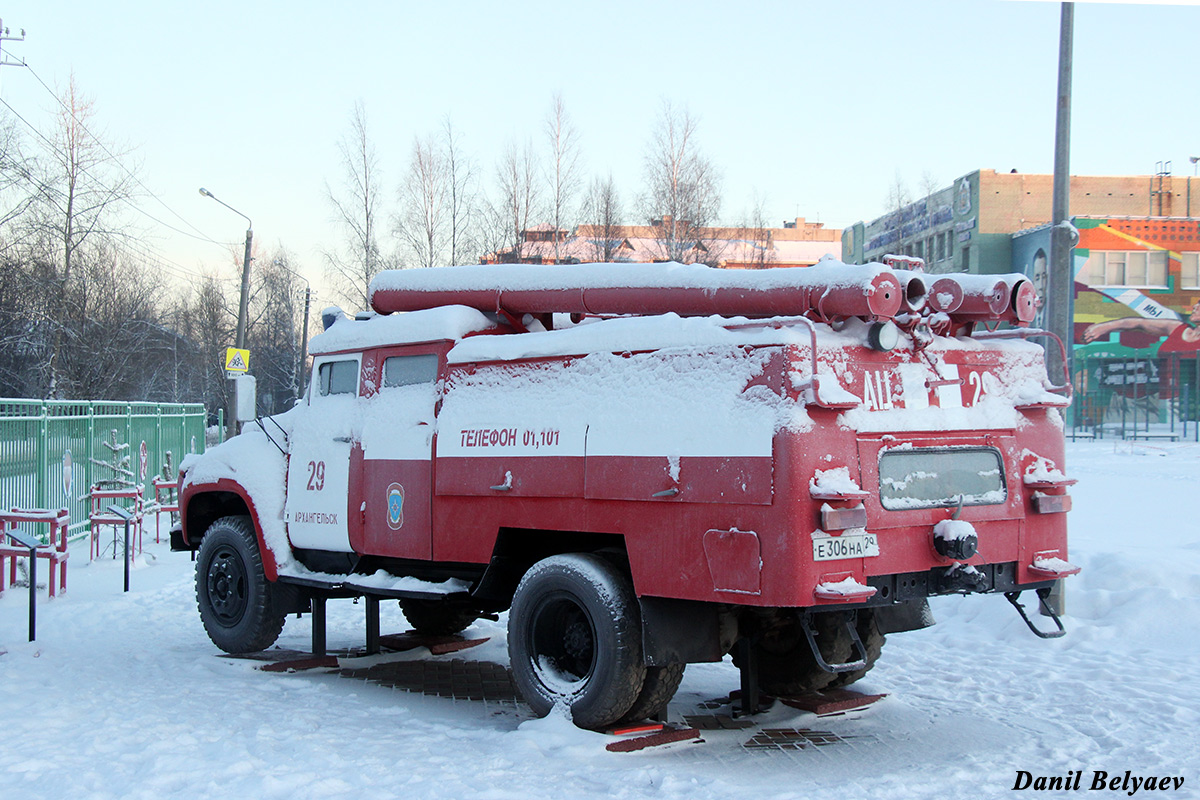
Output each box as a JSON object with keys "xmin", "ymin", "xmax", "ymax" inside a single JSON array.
[{"xmin": 387, "ymin": 483, "xmax": 405, "ymax": 530}]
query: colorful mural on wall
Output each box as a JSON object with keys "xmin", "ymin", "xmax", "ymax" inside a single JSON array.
[
  {"xmin": 1013, "ymin": 217, "xmax": 1200, "ymax": 358},
  {"xmin": 1014, "ymin": 218, "xmax": 1200, "ymax": 425}
]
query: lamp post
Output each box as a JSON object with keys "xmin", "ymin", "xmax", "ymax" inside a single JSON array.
[
  {"xmin": 1189, "ymin": 157, "xmax": 1198, "ymax": 217},
  {"xmin": 199, "ymin": 187, "xmax": 253, "ymax": 442}
]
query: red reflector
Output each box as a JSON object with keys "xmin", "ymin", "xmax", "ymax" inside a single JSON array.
[
  {"xmin": 820, "ymin": 503, "xmax": 867, "ymax": 531},
  {"xmin": 1032, "ymin": 493, "xmax": 1072, "ymax": 514}
]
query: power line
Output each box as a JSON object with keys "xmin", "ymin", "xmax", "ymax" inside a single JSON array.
[
  {"xmin": 23, "ymin": 62, "xmax": 231, "ymax": 249},
  {"xmin": 0, "ymin": 95, "xmax": 241, "ymax": 286}
]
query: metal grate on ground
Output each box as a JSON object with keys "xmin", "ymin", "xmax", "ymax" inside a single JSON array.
[
  {"xmin": 742, "ymin": 728, "xmax": 881, "ymax": 751},
  {"xmin": 338, "ymin": 657, "xmax": 523, "ymax": 710}
]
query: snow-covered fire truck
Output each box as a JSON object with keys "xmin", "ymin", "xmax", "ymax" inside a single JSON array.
[{"xmin": 175, "ymin": 259, "xmax": 1078, "ymax": 729}]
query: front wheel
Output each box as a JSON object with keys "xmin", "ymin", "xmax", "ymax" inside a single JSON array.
[
  {"xmin": 508, "ymin": 554, "xmax": 647, "ymax": 730},
  {"xmin": 195, "ymin": 515, "xmax": 286, "ymax": 653}
]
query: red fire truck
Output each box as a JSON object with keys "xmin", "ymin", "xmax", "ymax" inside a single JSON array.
[{"xmin": 175, "ymin": 259, "xmax": 1078, "ymax": 729}]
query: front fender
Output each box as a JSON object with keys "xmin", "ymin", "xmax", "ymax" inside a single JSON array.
[{"xmin": 181, "ymin": 478, "xmax": 281, "ymax": 582}]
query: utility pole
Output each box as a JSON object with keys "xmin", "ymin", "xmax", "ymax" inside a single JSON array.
[
  {"xmin": 199, "ymin": 188, "xmax": 252, "ymax": 443},
  {"xmin": 0, "ymin": 20, "xmax": 26, "ymax": 68},
  {"xmin": 0, "ymin": 20, "xmax": 27, "ymax": 95},
  {"xmin": 299, "ymin": 286, "xmax": 311, "ymax": 399},
  {"xmin": 1048, "ymin": 3, "xmax": 1075, "ymax": 381},
  {"xmin": 1045, "ymin": 2, "xmax": 1075, "ymax": 620}
]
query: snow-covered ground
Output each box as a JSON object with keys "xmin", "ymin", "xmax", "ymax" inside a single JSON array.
[{"xmin": 1, "ymin": 441, "xmax": 1196, "ymax": 799}]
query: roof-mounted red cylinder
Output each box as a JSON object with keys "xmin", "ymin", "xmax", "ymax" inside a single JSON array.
[
  {"xmin": 369, "ymin": 262, "xmax": 905, "ymax": 321},
  {"xmin": 928, "ymin": 274, "xmax": 1037, "ymax": 325}
]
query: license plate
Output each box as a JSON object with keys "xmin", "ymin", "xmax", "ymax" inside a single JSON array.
[{"xmin": 813, "ymin": 532, "xmax": 879, "ymax": 561}]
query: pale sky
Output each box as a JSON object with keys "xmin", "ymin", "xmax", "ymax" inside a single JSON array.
[{"xmin": 2, "ymin": 0, "xmax": 1197, "ymax": 304}]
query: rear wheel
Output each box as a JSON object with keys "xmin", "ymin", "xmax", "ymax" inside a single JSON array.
[
  {"xmin": 508, "ymin": 554, "xmax": 646, "ymax": 730},
  {"xmin": 827, "ymin": 610, "xmax": 885, "ymax": 688},
  {"xmin": 399, "ymin": 599, "xmax": 479, "ymax": 636},
  {"xmin": 196, "ymin": 515, "xmax": 286, "ymax": 654},
  {"xmin": 732, "ymin": 611, "xmax": 853, "ymax": 697},
  {"xmin": 619, "ymin": 663, "xmax": 685, "ymax": 724}
]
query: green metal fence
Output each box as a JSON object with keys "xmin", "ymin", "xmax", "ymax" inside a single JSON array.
[{"xmin": 0, "ymin": 399, "xmax": 208, "ymax": 541}]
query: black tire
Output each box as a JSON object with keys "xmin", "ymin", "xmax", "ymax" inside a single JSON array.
[
  {"xmin": 619, "ymin": 663, "xmax": 685, "ymax": 724},
  {"xmin": 195, "ymin": 515, "xmax": 286, "ymax": 654},
  {"xmin": 508, "ymin": 554, "xmax": 647, "ymax": 730},
  {"xmin": 399, "ymin": 599, "xmax": 479, "ymax": 636},
  {"xmin": 827, "ymin": 610, "xmax": 885, "ymax": 689},
  {"xmin": 732, "ymin": 611, "xmax": 853, "ymax": 697}
]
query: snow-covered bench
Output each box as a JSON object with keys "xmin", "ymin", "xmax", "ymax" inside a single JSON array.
[
  {"xmin": 89, "ymin": 486, "xmax": 144, "ymax": 561},
  {"xmin": 0, "ymin": 507, "xmax": 70, "ymax": 598},
  {"xmin": 147, "ymin": 476, "xmax": 180, "ymax": 544}
]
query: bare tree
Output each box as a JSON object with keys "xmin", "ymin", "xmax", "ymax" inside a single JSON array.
[
  {"xmin": 54, "ymin": 242, "xmax": 168, "ymax": 400},
  {"xmin": 178, "ymin": 274, "xmax": 235, "ymax": 420},
  {"xmin": 581, "ymin": 174, "xmax": 623, "ymax": 262},
  {"xmin": 23, "ymin": 75, "xmax": 138, "ymax": 397},
  {"xmin": 442, "ymin": 117, "xmax": 477, "ymax": 265},
  {"xmin": 641, "ymin": 100, "xmax": 721, "ymax": 264},
  {"xmin": 323, "ymin": 101, "xmax": 386, "ymax": 311},
  {"xmin": 0, "ymin": 114, "xmax": 38, "ymax": 229},
  {"xmin": 495, "ymin": 139, "xmax": 541, "ymax": 259},
  {"xmin": 394, "ymin": 134, "xmax": 448, "ymax": 269},
  {"xmin": 885, "ymin": 171, "xmax": 912, "ymax": 218},
  {"xmin": 544, "ymin": 94, "xmax": 582, "ymax": 263},
  {"xmin": 736, "ymin": 193, "xmax": 775, "ymax": 269},
  {"xmin": 246, "ymin": 248, "xmax": 304, "ymax": 413},
  {"xmin": 919, "ymin": 170, "xmax": 940, "ymax": 199}
]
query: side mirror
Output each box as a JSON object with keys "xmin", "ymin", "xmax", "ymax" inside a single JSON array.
[{"xmin": 233, "ymin": 374, "xmax": 257, "ymax": 422}]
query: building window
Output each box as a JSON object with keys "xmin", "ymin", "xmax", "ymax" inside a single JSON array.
[
  {"xmin": 1082, "ymin": 250, "xmax": 1169, "ymax": 288},
  {"xmin": 961, "ymin": 247, "xmax": 970, "ymax": 271},
  {"xmin": 937, "ymin": 233, "xmax": 946, "ymax": 261},
  {"xmin": 1182, "ymin": 252, "xmax": 1200, "ymax": 289}
]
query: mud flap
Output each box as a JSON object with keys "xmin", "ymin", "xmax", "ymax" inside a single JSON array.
[
  {"xmin": 800, "ymin": 612, "xmax": 869, "ymax": 673},
  {"xmin": 1004, "ymin": 587, "xmax": 1067, "ymax": 639}
]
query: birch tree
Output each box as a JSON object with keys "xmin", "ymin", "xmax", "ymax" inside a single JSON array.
[
  {"xmin": 394, "ymin": 134, "xmax": 447, "ymax": 270},
  {"xmin": 642, "ymin": 100, "xmax": 721, "ymax": 265},
  {"xmin": 323, "ymin": 101, "xmax": 386, "ymax": 310},
  {"xmin": 582, "ymin": 174, "xmax": 623, "ymax": 262},
  {"xmin": 442, "ymin": 117, "xmax": 477, "ymax": 265},
  {"xmin": 544, "ymin": 94, "xmax": 582, "ymax": 263},
  {"xmin": 26, "ymin": 75, "xmax": 138, "ymax": 396},
  {"xmin": 495, "ymin": 140, "xmax": 541, "ymax": 258}
]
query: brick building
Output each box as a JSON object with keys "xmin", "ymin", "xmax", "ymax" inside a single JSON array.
[
  {"xmin": 483, "ymin": 217, "xmax": 842, "ymax": 269},
  {"xmin": 842, "ymin": 168, "xmax": 1200, "ymax": 276}
]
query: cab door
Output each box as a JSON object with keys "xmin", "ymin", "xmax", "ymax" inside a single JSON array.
[
  {"xmin": 284, "ymin": 354, "xmax": 361, "ymax": 552},
  {"xmin": 359, "ymin": 347, "xmax": 441, "ymax": 560}
]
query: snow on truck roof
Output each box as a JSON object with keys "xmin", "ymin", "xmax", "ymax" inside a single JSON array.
[{"xmin": 308, "ymin": 305, "xmax": 499, "ymax": 355}]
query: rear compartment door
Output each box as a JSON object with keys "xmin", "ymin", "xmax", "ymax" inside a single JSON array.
[{"xmin": 359, "ymin": 349, "xmax": 440, "ymax": 560}]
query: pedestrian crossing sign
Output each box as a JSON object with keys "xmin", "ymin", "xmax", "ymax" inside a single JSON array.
[{"xmin": 225, "ymin": 347, "xmax": 250, "ymax": 374}]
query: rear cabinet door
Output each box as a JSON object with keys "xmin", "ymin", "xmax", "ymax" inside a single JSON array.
[{"xmin": 358, "ymin": 348, "xmax": 441, "ymax": 560}]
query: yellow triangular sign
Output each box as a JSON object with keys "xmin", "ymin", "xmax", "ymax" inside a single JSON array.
[{"xmin": 225, "ymin": 347, "xmax": 250, "ymax": 372}]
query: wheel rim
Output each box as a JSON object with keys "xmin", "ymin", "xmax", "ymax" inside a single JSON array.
[
  {"xmin": 206, "ymin": 544, "xmax": 248, "ymax": 626},
  {"xmin": 528, "ymin": 591, "xmax": 597, "ymax": 690}
]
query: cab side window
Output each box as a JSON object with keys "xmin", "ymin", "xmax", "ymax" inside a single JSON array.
[
  {"xmin": 318, "ymin": 360, "xmax": 359, "ymax": 396},
  {"xmin": 383, "ymin": 354, "xmax": 439, "ymax": 388}
]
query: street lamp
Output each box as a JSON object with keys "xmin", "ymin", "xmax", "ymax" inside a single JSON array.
[
  {"xmin": 1190, "ymin": 158, "xmax": 1199, "ymax": 217},
  {"xmin": 199, "ymin": 186, "xmax": 253, "ymax": 442}
]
